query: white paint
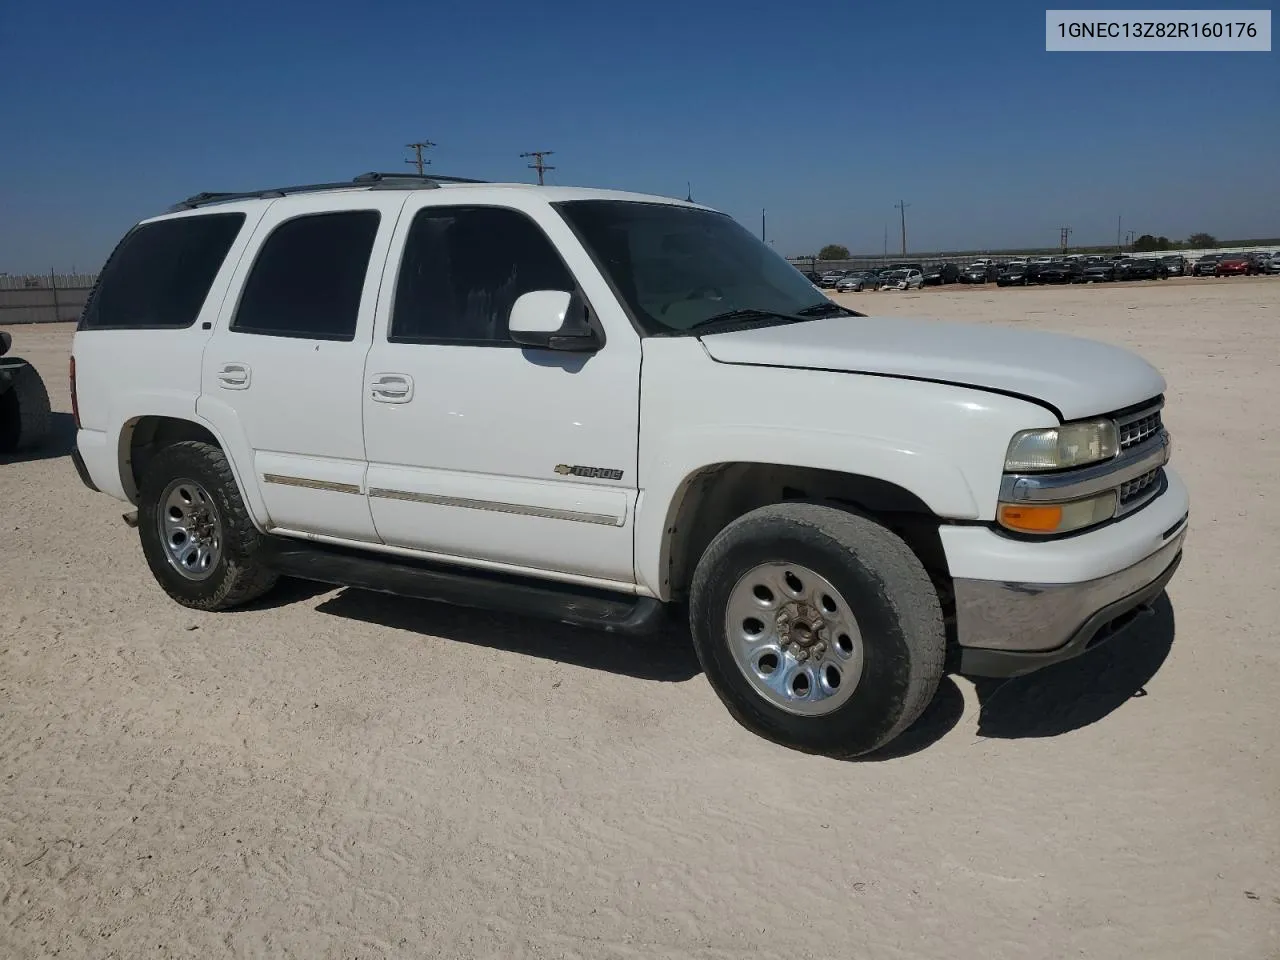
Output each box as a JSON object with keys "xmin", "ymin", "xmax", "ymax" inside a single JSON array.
[
  {"xmin": 199, "ymin": 190, "xmax": 408, "ymax": 541},
  {"xmin": 697, "ymin": 314, "xmax": 1166, "ymax": 420},
  {"xmin": 360, "ymin": 192, "xmax": 640, "ymax": 582}
]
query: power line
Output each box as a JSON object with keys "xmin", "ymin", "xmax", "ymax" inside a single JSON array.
[
  {"xmin": 520, "ymin": 151, "xmax": 556, "ymax": 185},
  {"xmin": 405, "ymin": 141, "xmax": 435, "ymax": 175}
]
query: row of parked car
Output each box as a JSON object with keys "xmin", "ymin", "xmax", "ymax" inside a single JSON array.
[{"xmin": 805, "ymin": 250, "xmax": 1280, "ymax": 292}]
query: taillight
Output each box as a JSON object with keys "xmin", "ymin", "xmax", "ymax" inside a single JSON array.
[{"xmin": 70, "ymin": 355, "xmax": 80, "ymax": 429}]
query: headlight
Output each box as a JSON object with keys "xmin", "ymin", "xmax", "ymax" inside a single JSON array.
[
  {"xmin": 1005, "ymin": 419, "xmax": 1119, "ymax": 472},
  {"xmin": 998, "ymin": 491, "xmax": 1118, "ymax": 535}
]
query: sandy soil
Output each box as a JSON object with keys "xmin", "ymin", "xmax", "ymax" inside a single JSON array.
[{"xmin": 2, "ymin": 277, "xmax": 1278, "ymax": 959}]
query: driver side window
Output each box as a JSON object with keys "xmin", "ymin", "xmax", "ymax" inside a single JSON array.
[{"xmin": 389, "ymin": 206, "xmax": 576, "ymax": 345}]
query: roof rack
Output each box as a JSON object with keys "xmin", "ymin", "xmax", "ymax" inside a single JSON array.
[{"xmin": 168, "ymin": 171, "xmax": 489, "ymax": 212}]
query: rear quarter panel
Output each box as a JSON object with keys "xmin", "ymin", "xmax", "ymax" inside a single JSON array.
[{"xmin": 71, "ymin": 204, "xmax": 269, "ymax": 512}]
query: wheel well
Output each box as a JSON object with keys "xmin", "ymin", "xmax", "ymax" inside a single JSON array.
[
  {"xmin": 120, "ymin": 416, "xmax": 220, "ymax": 503},
  {"xmin": 665, "ymin": 463, "xmax": 951, "ymax": 607}
]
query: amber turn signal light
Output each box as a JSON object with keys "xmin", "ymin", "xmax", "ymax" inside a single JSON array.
[{"xmin": 998, "ymin": 503, "xmax": 1064, "ymax": 533}]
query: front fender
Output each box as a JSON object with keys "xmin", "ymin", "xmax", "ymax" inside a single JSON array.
[
  {"xmin": 635, "ymin": 338, "xmax": 1059, "ymax": 598},
  {"xmin": 633, "ymin": 428, "xmax": 978, "ymax": 598}
]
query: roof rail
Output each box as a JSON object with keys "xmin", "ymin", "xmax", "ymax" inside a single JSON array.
[{"xmin": 168, "ymin": 171, "xmax": 489, "ymax": 212}]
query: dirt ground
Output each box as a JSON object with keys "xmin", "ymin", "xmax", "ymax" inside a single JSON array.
[{"xmin": 2, "ymin": 277, "xmax": 1278, "ymax": 959}]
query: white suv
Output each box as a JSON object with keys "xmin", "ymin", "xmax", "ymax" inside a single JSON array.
[{"xmin": 70, "ymin": 172, "xmax": 1189, "ymax": 757}]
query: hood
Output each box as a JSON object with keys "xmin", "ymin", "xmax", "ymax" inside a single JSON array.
[{"xmin": 698, "ymin": 315, "xmax": 1165, "ymax": 420}]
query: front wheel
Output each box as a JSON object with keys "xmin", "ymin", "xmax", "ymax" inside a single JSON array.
[
  {"xmin": 688, "ymin": 503, "xmax": 945, "ymax": 757},
  {"xmin": 137, "ymin": 441, "xmax": 278, "ymax": 610}
]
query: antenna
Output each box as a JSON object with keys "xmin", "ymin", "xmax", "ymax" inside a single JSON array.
[{"xmin": 520, "ymin": 150, "xmax": 556, "ymax": 185}]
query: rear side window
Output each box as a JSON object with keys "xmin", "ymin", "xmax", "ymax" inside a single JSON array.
[
  {"xmin": 232, "ymin": 211, "xmax": 380, "ymax": 341},
  {"xmin": 390, "ymin": 206, "xmax": 575, "ymax": 345},
  {"xmin": 79, "ymin": 213, "xmax": 245, "ymax": 330}
]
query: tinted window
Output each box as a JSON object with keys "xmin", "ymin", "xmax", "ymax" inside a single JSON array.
[
  {"xmin": 80, "ymin": 213, "xmax": 245, "ymax": 330},
  {"xmin": 390, "ymin": 206, "xmax": 575, "ymax": 344},
  {"xmin": 554, "ymin": 200, "xmax": 831, "ymax": 335},
  {"xmin": 232, "ymin": 211, "xmax": 380, "ymax": 341}
]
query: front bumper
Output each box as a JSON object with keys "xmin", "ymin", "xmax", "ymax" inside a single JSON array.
[
  {"xmin": 944, "ymin": 467, "xmax": 1189, "ymax": 678},
  {"xmin": 956, "ymin": 524, "xmax": 1185, "ymax": 677}
]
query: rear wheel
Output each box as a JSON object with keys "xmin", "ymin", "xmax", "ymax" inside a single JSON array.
[
  {"xmin": 0, "ymin": 360, "xmax": 51, "ymax": 453},
  {"xmin": 689, "ymin": 503, "xmax": 945, "ymax": 757},
  {"xmin": 137, "ymin": 441, "xmax": 278, "ymax": 610}
]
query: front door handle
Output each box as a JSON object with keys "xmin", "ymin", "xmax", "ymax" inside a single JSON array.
[
  {"xmin": 370, "ymin": 373, "xmax": 413, "ymax": 403},
  {"xmin": 218, "ymin": 363, "xmax": 251, "ymax": 389}
]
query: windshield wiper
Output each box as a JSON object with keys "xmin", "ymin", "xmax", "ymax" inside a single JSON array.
[
  {"xmin": 796, "ymin": 301, "xmax": 863, "ymax": 318},
  {"xmin": 686, "ymin": 308, "xmax": 810, "ymax": 331},
  {"xmin": 684, "ymin": 301, "xmax": 863, "ymax": 333}
]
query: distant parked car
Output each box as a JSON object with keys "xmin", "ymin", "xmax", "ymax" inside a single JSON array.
[
  {"xmin": 1160, "ymin": 255, "xmax": 1186, "ymax": 277},
  {"xmin": 1037, "ymin": 260, "xmax": 1084, "ymax": 284},
  {"xmin": 1191, "ymin": 254, "xmax": 1222, "ymax": 276},
  {"xmin": 1267, "ymin": 255, "xmax": 1280, "ymax": 275},
  {"xmin": 923, "ymin": 263, "xmax": 960, "ymax": 285},
  {"xmin": 1081, "ymin": 262, "xmax": 1116, "ymax": 282},
  {"xmin": 816, "ymin": 270, "xmax": 848, "ymax": 288},
  {"xmin": 1112, "ymin": 258, "xmax": 1139, "ymax": 280},
  {"xmin": 960, "ymin": 262, "xmax": 997, "ymax": 284},
  {"xmin": 1245, "ymin": 252, "xmax": 1271, "ymax": 274},
  {"xmin": 1215, "ymin": 255, "xmax": 1251, "ymax": 277},
  {"xmin": 1124, "ymin": 259, "xmax": 1169, "ymax": 281},
  {"xmin": 835, "ymin": 271, "xmax": 880, "ymax": 292},
  {"xmin": 996, "ymin": 263, "xmax": 1031, "ymax": 286},
  {"xmin": 879, "ymin": 268, "xmax": 924, "ymax": 291}
]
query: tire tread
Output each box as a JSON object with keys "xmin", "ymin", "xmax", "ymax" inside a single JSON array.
[
  {"xmin": 689, "ymin": 502, "xmax": 945, "ymax": 757},
  {"xmin": 139, "ymin": 440, "xmax": 277, "ymax": 610}
]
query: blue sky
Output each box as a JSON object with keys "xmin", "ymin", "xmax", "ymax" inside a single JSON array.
[{"xmin": 1, "ymin": 0, "xmax": 1275, "ymax": 271}]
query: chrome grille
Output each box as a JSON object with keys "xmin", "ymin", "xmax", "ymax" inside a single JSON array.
[
  {"xmin": 1115, "ymin": 400, "xmax": 1164, "ymax": 450},
  {"xmin": 1120, "ymin": 467, "xmax": 1161, "ymax": 506}
]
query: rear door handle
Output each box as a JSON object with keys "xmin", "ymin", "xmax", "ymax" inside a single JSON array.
[
  {"xmin": 218, "ymin": 363, "xmax": 251, "ymax": 389},
  {"xmin": 370, "ymin": 373, "xmax": 413, "ymax": 403}
]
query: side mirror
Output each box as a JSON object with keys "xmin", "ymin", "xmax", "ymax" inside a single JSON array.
[{"xmin": 509, "ymin": 290, "xmax": 600, "ymax": 352}]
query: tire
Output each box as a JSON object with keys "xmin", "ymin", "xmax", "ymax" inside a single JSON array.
[
  {"xmin": 688, "ymin": 503, "xmax": 945, "ymax": 757},
  {"xmin": 0, "ymin": 360, "xmax": 51, "ymax": 454},
  {"xmin": 137, "ymin": 440, "xmax": 278, "ymax": 610}
]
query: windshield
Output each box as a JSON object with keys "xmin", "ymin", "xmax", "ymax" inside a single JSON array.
[{"xmin": 554, "ymin": 200, "xmax": 839, "ymax": 334}]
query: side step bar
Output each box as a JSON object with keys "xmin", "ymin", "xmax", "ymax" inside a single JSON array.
[{"xmin": 258, "ymin": 537, "xmax": 669, "ymax": 636}]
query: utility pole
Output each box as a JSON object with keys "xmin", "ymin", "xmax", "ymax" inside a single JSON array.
[
  {"xmin": 1059, "ymin": 225, "xmax": 1072, "ymax": 253},
  {"xmin": 520, "ymin": 151, "xmax": 556, "ymax": 185},
  {"xmin": 1117, "ymin": 214, "xmax": 1123, "ymax": 251},
  {"xmin": 761, "ymin": 208, "xmax": 766, "ymax": 243},
  {"xmin": 1125, "ymin": 229, "xmax": 1136, "ymax": 249},
  {"xmin": 894, "ymin": 200, "xmax": 910, "ymax": 256},
  {"xmin": 883, "ymin": 222, "xmax": 888, "ymax": 261},
  {"xmin": 405, "ymin": 141, "xmax": 435, "ymax": 175}
]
